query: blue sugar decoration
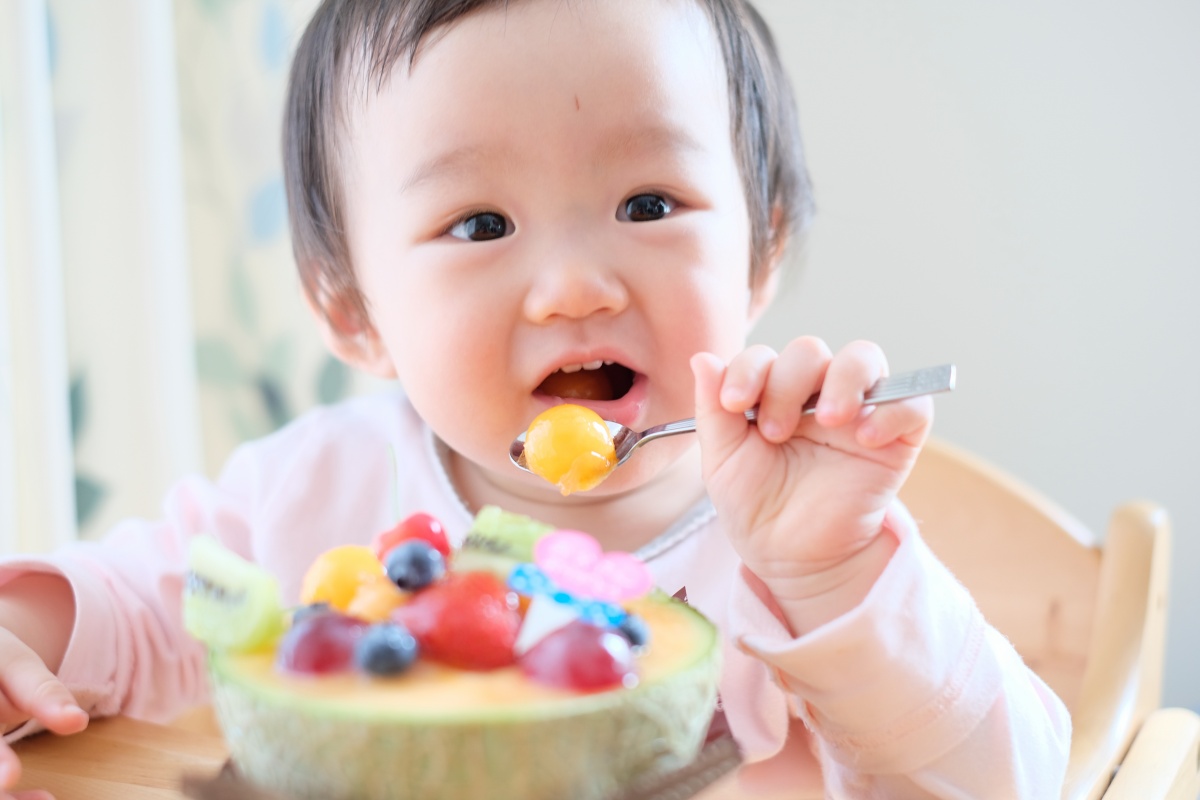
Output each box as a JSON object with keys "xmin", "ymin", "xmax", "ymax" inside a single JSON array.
[{"xmin": 508, "ymin": 563, "xmax": 554, "ymax": 596}]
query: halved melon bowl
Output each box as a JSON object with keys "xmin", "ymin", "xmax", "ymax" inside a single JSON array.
[
  {"xmin": 188, "ymin": 507, "xmax": 722, "ymax": 800},
  {"xmin": 209, "ymin": 592, "xmax": 719, "ymax": 800}
]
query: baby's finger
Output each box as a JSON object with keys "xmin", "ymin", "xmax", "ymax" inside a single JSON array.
[
  {"xmin": 0, "ymin": 744, "xmax": 55, "ymax": 798},
  {"xmin": 0, "ymin": 692, "xmax": 27, "ymax": 731},
  {"xmin": 0, "ymin": 650, "xmax": 86, "ymax": 737},
  {"xmin": 692, "ymin": 352, "xmax": 752, "ymax": 471},
  {"xmin": 815, "ymin": 340, "xmax": 888, "ymax": 427},
  {"xmin": 0, "ymin": 739, "xmax": 22, "ymax": 792},
  {"xmin": 718, "ymin": 344, "xmax": 776, "ymax": 412},
  {"xmin": 757, "ymin": 337, "xmax": 830, "ymax": 443},
  {"xmin": 0, "ymin": 772, "xmax": 56, "ymax": 800},
  {"xmin": 856, "ymin": 396, "xmax": 935, "ymax": 449}
]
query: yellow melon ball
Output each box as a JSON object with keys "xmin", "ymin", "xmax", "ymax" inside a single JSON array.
[
  {"xmin": 523, "ymin": 404, "xmax": 617, "ymax": 495},
  {"xmin": 300, "ymin": 545, "xmax": 384, "ymax": 612},
  {"xmin": 346, "ymin": 574, "xmax": 408, "ymax": 622}
]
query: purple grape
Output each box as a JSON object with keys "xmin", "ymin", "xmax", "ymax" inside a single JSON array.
[{"xmin": 277, "ymin": 612, "xmax": 366, "ymax": 674}]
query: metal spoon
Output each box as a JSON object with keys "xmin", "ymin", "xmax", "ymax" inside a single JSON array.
[{"xmin": 509, "ymin": 363, "xmax": 956, "ymax": 473}]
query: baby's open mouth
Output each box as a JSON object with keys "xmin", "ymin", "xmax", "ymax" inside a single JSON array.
[{"xmin": 536, "ymin": 361, "xmax": 635, "ymax": 401}]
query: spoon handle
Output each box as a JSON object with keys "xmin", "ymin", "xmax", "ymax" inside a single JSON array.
[
  {"xmin": 638, "ymin": 364, "xmax": 956, "ymax": 445},
  {"xmin": 796, "ymin": 362, "xmax": 957, "ymax": 416}
]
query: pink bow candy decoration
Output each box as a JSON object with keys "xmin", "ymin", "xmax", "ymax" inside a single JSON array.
[{"xmin": 533, "ymin": 529, "xmax": 654, "ymax": 603}]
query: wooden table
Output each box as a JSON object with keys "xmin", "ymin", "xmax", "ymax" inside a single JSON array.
[
  {"xmin": 11, "ymin": 715, "xmax": 228, "ymax": 800},
  {"xmin": 10, "ymin": 710, "xmax": 774, "ymax": 800}
]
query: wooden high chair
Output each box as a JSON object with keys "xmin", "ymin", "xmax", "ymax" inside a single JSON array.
[{"xmin": 900, "ymin": 438, "xmax": 1200, "ymax": 799}]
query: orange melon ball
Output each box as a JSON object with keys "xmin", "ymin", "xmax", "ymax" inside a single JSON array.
[
  {"xmin": 346, "ymin": 574, "xmax": 408, "ymax": 622},
  {"xmin": 300, "ymin": 545, "xmax": 385, "ymax": 612},
  {"xmin": 523, "ymin": 404, "xmax": 617, "ymax": 495}
]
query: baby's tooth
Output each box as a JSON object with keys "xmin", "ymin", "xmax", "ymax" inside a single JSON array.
[
  {"xmin": 560, "ymin": 363, "xmax": 583, "ymax": 373},
  {"xmin": 582, "ymin": 360, "xmax": 604, "ymax": 370}
]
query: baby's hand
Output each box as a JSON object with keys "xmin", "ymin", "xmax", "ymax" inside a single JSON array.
[
  {"xmin": 0, "ymin": 627, "xmax": 87, "ymax": 798},
  {"xmin": 690, "ymin": 337, "xmax": 933, "ymax": 634}
]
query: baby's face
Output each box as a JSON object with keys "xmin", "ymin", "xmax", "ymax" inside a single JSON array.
[{"xmin": 342, "ymin": 0, "xmax": 759, "ymax": 503}]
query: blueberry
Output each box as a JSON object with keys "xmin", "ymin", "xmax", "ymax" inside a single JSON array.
[
  {"xmin": 355, "ymin": 623, "xmax": 419, "ymax": 676},
  {"xmin": 385, "ymin": 539, "xmax": 445, "ymax": 591},
  {"xmin": 615, "ymin": 614, "xmax": 650, "ymax": 649}
]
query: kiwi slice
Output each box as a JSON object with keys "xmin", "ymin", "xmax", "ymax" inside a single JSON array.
[
  {"xmin": 453, "ymin": 505, "xmax": 554, "ymax": 577},
  {"xmin": 184, "ymin": 536, "xmax": 285, "ymax": 653}
]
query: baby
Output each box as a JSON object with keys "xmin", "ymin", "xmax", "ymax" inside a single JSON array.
[{"xmin": 0, "ymin": 0, "xmax": 1071, "ymax": 797}]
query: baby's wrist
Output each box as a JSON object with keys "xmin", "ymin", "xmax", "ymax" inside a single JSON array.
[{"xmin": 753, "ymin": 531, "xmax": 899, "ymax": 637}]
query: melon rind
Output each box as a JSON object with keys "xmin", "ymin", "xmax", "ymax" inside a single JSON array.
[{"xmin": 209, "ymin": 599, "xmax": 720, "ymax": 800}]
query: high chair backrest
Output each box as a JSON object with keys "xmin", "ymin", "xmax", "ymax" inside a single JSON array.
[{"xmin": 899, "ymin": 438, "xmax": 1171, "ymax": 800}]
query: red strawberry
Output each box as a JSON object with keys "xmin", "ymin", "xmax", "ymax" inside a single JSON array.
[
  {"xmin": 372, "ymin": 512, "xmax": 451, "ymax": 561},
  {"xmin": 391, "ymin": 571, "xmax": 519, "ymax": 670}
]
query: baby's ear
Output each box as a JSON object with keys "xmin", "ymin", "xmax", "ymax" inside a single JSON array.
[
  {"xmin": 747, "ymin": 204, "xmax": 793, "ymax": 324},
  {"xmin": 747, "ymin": 264, "xmax": 780, "ymax": 325},
  {"xmin": 305, "ymin": 286, "xmax": 398, "ymax": 379}
]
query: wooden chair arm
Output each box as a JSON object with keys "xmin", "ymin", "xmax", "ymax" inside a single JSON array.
[
  {"xmin": 1064, "ymin": 501, "xmax": 1171, "ymax": 799},
  {"xmin": 1101, "ymin": 707, "xmax": 1200, "ymax": 799}
]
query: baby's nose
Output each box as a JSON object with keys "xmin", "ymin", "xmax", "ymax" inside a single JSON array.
[{"xmin": 522, "ymin": 249, "xmax": 629, "ymax": 323}]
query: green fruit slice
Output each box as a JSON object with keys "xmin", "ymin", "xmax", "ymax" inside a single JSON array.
[
  {"xmin": 184, "ymin": 537, "xmax": 285, "ymax": 653},
  {"xmin": 453, "ymin": 505, "xmax": 554, "ymax": 577}
]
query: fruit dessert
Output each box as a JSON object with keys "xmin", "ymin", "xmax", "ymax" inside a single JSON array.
[
  {"xmin": 184, "ymin": 506, "xmax": 720, "ymax": 800},
  {"xmin": 523, "ymin": 404, "xmax": 617, "ymax": 495}
]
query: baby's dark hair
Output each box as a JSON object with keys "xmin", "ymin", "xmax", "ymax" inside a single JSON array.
[{"xmin": 284, "ymin": 0, "xmax": 814, "ymax": 331}]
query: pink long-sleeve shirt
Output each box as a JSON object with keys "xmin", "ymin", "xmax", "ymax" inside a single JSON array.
[{"xmin": 1, "ymin": 390, "xmax": 1070, "ymax": 797}]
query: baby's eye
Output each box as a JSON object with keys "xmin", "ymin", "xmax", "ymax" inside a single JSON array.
[
  {"xmin": 619, "ymin": 193, "xmax": 673, "ymax": 222},
  {"xmin": 448, "ymin": 212, "xmax": 510, "ymax": 241}
]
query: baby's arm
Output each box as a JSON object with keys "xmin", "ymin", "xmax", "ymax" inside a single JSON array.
[
  {"xmin": 727, "ymin": 507, "xmax": 1070, "ymax": 796},
  {"xmin": 692, "ymin": 338, "xmax": 1071, "ymax": 795},
  {"xmin": 0, "ymin": 574, "xmax": 88, "ymax": 792},
  {"xmin": 0, "ymin": 456, "xmax": 261, "ymax": 795}
]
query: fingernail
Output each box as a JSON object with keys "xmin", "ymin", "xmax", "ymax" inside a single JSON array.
[{"xmin": 759, "ymin": 420, "xmax": 781, "ymax": 440}]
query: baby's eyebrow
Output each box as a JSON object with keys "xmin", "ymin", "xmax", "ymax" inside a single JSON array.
[
  {"xmin": 399, "ymin": 124, "xmax": 706, "ymax": 195},
  {"xmin": 400, "ymin": 143, "xmax": 516, "ymax": 195},
  {"xmin": 595, "ymin": 123, "xmax": 707, "ymax": 165}
]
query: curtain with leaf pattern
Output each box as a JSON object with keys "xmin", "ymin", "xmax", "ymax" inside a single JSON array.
[{"xmin": 1, "ymin": 0, "xmax": 360, "ymax": 553}]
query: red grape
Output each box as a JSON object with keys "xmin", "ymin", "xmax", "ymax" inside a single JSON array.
[
  {"xmin": 277, "ymin": 612, "xmax": 367, "ymax": 674},
  {"xmin": 519, "ymin": 619, "xmax": 635, "ymax": 691}
]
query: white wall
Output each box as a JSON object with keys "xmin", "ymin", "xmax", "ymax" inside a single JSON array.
[{"xmin": 751, "ymin": 1, "xmax": 1200, "ymax": 709}]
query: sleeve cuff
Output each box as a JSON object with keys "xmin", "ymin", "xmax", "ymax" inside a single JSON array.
[{"xmin": 733, "ymin": 505, "xmax": 1005, "ymax": 773}]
